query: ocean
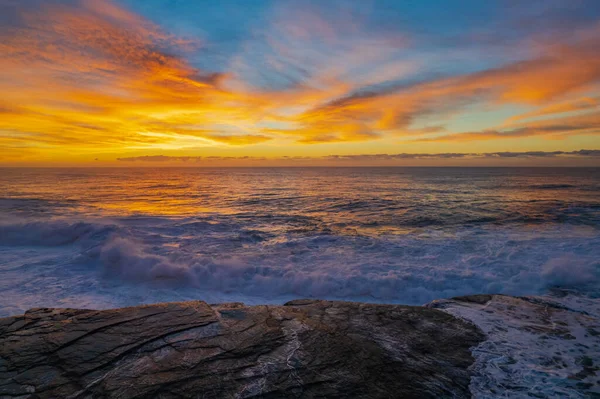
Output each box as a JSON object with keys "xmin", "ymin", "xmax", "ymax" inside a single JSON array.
[{"xmin": 0, "ymin": 167, "xmax": 599, "ymax": 317}]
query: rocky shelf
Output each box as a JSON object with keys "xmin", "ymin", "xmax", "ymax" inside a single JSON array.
[{"xmin": 0, "ymin": 294, "xmax": 598, "ymax": 398}]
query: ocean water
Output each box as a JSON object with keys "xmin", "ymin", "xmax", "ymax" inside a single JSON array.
[{"xmin": 0, "ymin": 167, "xmax": 599, "ymax": 317}]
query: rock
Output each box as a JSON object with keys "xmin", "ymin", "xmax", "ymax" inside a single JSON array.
[
  {"xmin": 449, "ymin": 295, "xmax": 493, "ymax": 305},
  {"xmin": 0, "ymin": 300, "xmax": 483, "ymax": 399}
]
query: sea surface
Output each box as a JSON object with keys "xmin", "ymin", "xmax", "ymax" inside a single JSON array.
[{"xmin": 0, "ymin": 167, "xmax": 599, "ymax": 317}]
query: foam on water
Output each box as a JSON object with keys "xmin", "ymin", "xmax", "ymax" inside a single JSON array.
[
  {"xmin": 0, "ymin": 167, "xmax": 599, "ymax": 316},
  {"xmin": 0, "ymin": 214, "xmax": 598, "ymax": 317},
  {"xmin": 432, "ymin": 293, "xmax": 600, "ymax": 398}
]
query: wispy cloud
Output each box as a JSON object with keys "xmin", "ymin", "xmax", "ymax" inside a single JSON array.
[
  {"xmin": 0, "ymin": 0, "xmax": 266, "ymax": 155},
  {"xmin": 1, "ymin": 0, "xmax": 600, "ymax": 163},
  {"xmin": 506, "ymin": 96, "xmax": 600, "ymax": 123},
  {"xmin": 414, "ymin": 111, "xmax": 600, "ymax": 142},
  {"xmin": 282, "ymin": 24, "xmax": 600, "ymax": 143}
]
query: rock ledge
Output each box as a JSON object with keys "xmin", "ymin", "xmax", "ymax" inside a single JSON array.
[{"xmin": 0, "ymin": 300, "xmax": 482, "ymax": 399}]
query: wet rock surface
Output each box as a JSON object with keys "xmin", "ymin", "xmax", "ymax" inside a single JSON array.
[
  {"xmin": 0, "ymin": 300, "xmax": 482, "ymax": 399},
  {"xmin": 429, "ymin": 293, "xmax": 600, "ymax": 398}
]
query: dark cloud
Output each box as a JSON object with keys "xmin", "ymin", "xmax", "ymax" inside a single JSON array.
[{"xmin": 117, "ymin": 149, "xmax": 600, "ymax": 163}]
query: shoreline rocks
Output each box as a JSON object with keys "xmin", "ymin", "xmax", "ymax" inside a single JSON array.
[
  {"xmin": 0, "ymin": 300, "xmax": 482, "ymax": 398},
  {"xmin": 429, "ymin": 294, "xmax": 600, "ymax": 398},
  {"xmin": 1, "ymin": 293, "xmax": 598, "ymax": 398}
]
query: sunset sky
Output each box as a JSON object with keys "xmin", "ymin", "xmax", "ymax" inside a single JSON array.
[{"xmin": 1, "ymin": 0, "xmax": 600, "ymax": 166}]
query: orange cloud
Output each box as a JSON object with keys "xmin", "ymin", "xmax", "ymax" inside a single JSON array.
[
  {"xmin": 0, "ymin": 0, "xmax": 268, "ymax": 156},
  {"xmin": 264, "ymin": 20, "xmax": 600, "ymax": 143},
  {"xmin": 290, "ymin": 34, "xmax": 600, "ymax": 141},
  {"xmin": 1, "ymin": 0, "xmax": 600, "ymax": 163},
  {"xmin": 205, "ymin": 134, "xmax": 272, "ymax": 145},
  {"xmin": 414, "ymin": 111, "xmax": 600, "ymax": 142},
  {"xmin": 506, "ymin": 96, "xmax": 600, "ymax": 123}
]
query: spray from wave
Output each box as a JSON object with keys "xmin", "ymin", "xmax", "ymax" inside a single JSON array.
[
  {"xmin": 1, "ymin": 167, "xmax": 599, "ymax": 316},
  {"xmin": 1, "ymin": 216, "xmax": 598, "ymax": 316}
]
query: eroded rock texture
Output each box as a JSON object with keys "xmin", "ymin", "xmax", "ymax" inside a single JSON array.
[{"xmin": 0, "ymin": 300, "xmax": 483, "ymax": 399}]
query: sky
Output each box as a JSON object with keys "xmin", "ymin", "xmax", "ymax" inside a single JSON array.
[{"xmin": 1, "ymin": 0, "xmax": 600, "ymax": 166}]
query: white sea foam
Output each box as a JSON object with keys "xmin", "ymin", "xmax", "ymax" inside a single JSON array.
[
  {"xmin": 0, "ymin": 166, "xmax": 598, "ymax": 315},
  {"xmin": 432, "ymin": 293, "xmax": 600, "ymax": 398},
  {"xmin": 1, "ymin": 216, "xmax": 598, "ymax": 316}
]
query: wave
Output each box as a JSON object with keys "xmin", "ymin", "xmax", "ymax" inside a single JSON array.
[
  {"xmin": 533, "ymin": 184, "xmax": 577, "ymax": 190},
  {"xmin": 1, "ymin": 216, "xmax": 598, "ymax": 316},
  {"xmin": 0, "ymin": 220, "xmax": 118, "ymax": 246},
  {"xmin": 530, "ymin": 183, "xmax": 600, "ymax": 191},
  {"xmin": 93, "ymin": 234, "xmax": 600, "ymax": 299}
]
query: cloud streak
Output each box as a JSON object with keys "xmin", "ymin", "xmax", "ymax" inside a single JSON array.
[
  {"xmin": 0, "ymin": 0, "xmax": 268, "ymax": 156},
  {"xmin": 117, "ymin": 149, "xmax": 600, "ymax": 163},
  {"xmin": 414, "ymin": 111, "xmax": 600, "ymax": 142},
  {"xmin": 1, "ymin": 0, "xmax": 600, "ymax": 163}
]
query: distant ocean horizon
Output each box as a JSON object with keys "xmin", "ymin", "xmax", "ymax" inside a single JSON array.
[
  {"xmin": 1, "ymin": 167, "xmax": 599, "ymax": 316},
  {"xmin": 2, "ymin": 165, "xmax": 599, "ymax": 168}
]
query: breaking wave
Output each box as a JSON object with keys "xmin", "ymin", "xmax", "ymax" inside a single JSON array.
[
  {"xmin": 1, "ymin": 167, "xmax": 599, "ymax": 316},
  {"xmin": 1, "ymin": 215, "xmax": 598, "ymax": 316}
]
